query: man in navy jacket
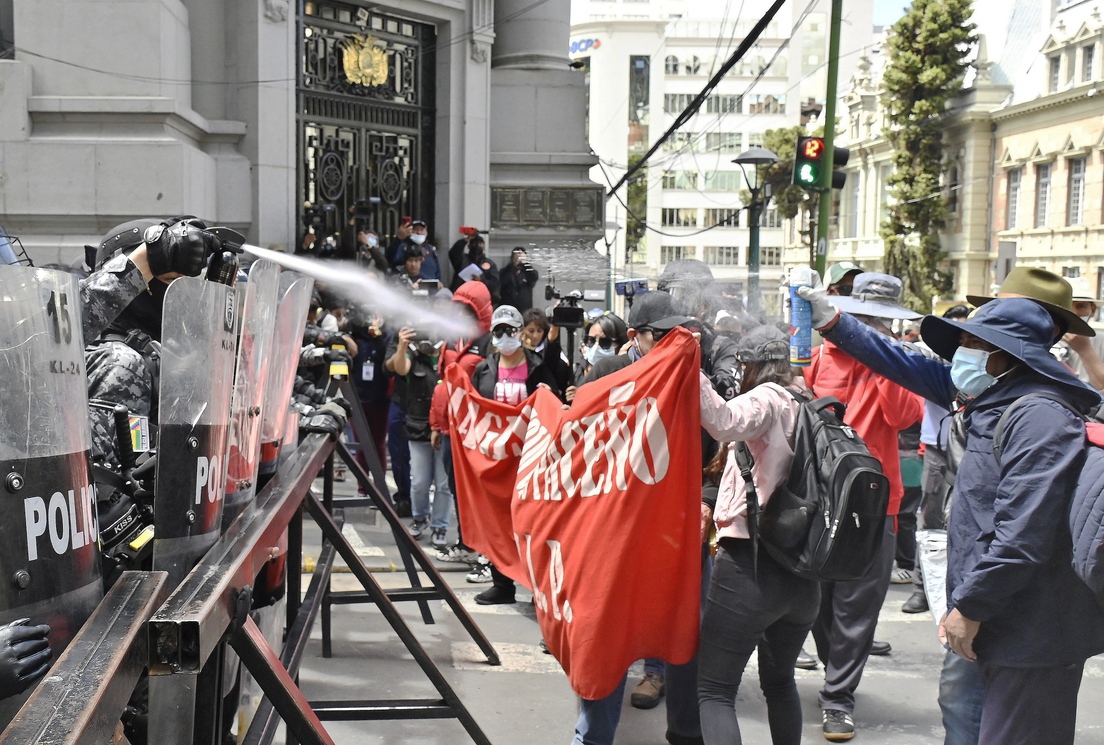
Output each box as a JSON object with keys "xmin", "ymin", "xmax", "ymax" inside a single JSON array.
[{"xmin": 799, "ymin": 287, "xmax": 1104, "ymax": 745}]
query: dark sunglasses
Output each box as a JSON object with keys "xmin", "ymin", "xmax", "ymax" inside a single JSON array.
[
  {"xmin": 492, "ymin": 326, "xmax": 519, "ymax": 338},
  {"xmin": 834, "ymin": 285, "xmax": 854, "ymax": 297},
  {"xmin": 583, "ymin": 336, "xmax": 616, "ymax": 349},
  {"xmin": 640, "ymin": 320, "xmax": 702, "ymax": 341}
]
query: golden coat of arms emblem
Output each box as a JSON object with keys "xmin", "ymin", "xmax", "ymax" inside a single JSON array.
[{"xmin": 341, "ymin": 34, "xmax": 388, "ymax": 87}]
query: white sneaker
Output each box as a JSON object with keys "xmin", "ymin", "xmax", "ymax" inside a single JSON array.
[
  {"xmin": 890, "ymin": 564, "xmax": 913, "ymax": 584},
  {"xmin": 466, "ymin": 558, "xmax": 493, "ymax": 584}
]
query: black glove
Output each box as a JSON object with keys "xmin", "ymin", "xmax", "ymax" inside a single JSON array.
[
  {"xmin": 144, "ymin": 222, "xmax": 222, "ymax": 277},
  {"xmin": 0, "ymin": 619, "xmax": 52, "ymax": 700},
  {"xmin": 325, "ymin": 348, "xmax": 352, "ymax": 365},
  {"xmin": 300, "ymin": 401, "xmax": 349, "ymax": 438}
]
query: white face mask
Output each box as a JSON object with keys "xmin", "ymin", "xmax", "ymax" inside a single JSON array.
[
  {"xmin": 410, "ymin": 234, "xmax": 426, "ymax": 245},
  {"xmin": 492, "ymin": 334, "xmax": 522, "ymax": 355},
  {"xmin": 586, "ymin": 343, "xmax": 616, "ymax": 366}
]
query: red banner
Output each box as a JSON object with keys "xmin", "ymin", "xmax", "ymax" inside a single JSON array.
[{"xmin": 446, "ymin": 330, "xmax": 703, "ymax": 699}]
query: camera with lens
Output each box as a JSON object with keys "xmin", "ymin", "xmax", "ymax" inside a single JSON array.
[
  {"xmin": 545, "ymin": 283, "xmax": 586, "ymax": 329},
  {"xmin": 302, "ymin": 203, "xmax": 337, "ymax": 229}
]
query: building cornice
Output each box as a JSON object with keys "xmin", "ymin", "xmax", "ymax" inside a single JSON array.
[{"xmin": 992, "ymin": 84, "xmax": 1102, "ymax": 122}]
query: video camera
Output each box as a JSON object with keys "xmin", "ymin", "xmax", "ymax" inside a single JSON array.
[
  {"xmin": 545, "ymin": 282, "xmax": 586, "ymax": 329},
  {"xmin": 353, "ymin": 197, "xmax": 381, "ymax": 218}
]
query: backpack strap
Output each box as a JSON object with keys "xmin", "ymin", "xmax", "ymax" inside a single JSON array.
[
  {"xmin": 993, "ymin": 392, "xmax": 1081, "ymax": 461},
  {"xmin": 734, "ymin": 442, "xmax": 760, "ymax": 579}
]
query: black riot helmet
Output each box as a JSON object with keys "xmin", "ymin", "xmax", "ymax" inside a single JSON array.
[{"xmin": 95, "ymin": 216, "xmax": 208, "ymax": 342}]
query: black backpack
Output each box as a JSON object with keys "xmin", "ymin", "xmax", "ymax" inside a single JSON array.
[{"xmin": 735, "ymin": 393, "xmax": 890, "ymax": 581}]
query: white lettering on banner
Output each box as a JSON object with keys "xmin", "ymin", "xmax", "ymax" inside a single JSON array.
[
  {"xmin": 24, "ymin": 483, "xmax": 97, "ymax": 562},
  {"xmin": 450, "ymin": 380, "xmax": 671, "ymax": 500},
  {"xmin": 516, "ymin": 391, "xmax": 670, "ymax": 502},
  {"xmin": 195, "ymin": 455, "xmax": 224, "ymax": 505},
  {"xmin": 515, "ymin": 533, "xmax": 573, "ymax": 623}
]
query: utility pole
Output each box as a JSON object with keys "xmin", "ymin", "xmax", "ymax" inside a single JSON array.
[{"xmin": 814, "ymin": 0, "xmax": 844, "ymax": 279}]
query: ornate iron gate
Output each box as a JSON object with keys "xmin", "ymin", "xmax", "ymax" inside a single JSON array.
[{"xmin": 298, "ymin": 1, "xmax": 436, "ymax": 248}]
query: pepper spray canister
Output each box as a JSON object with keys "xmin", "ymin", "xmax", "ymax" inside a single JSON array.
[{"xmin": 789, "ymin": 266, "xmax": 815, "ymax": 367}]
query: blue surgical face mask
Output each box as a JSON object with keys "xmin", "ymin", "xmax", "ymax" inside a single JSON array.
[
  {"xmin": 950, "ymin": 346, "xmax": 1008, "ymax": 398},
  {"xmin": 366, "ymin": 235, "xmax": 378, "ymax": 248},
  {"xmin": 410, "ymin": 234, "xmax": 426, "ymax": 245},
  {"xmin": 586, "ymin": 344, "xmax": 616, "ymax": 366}
]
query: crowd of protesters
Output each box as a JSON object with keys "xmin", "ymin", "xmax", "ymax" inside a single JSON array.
[{"xmin": 298, "ymin": 211, "xmax": 1104, "ymax": 745}]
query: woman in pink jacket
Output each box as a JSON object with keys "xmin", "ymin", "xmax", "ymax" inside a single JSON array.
[{"xmin": 696, "ymin": 325, "xmax": 820, "ymax": 745}]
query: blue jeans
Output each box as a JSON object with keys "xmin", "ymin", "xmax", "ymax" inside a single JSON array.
[
  {"xmin": 940, "ymin": 650, "xmax": 984, "ymax": 745},
  {"xmin": 387, "ymin": 404, "xmax": 410, "ymax": 499},
  {"xmin": 573, "ymin": 676, "xmax": 627, "ymax": 745},
  {"xmin": 409, "ymin": 439, "xmax": 452, "ymax": 531}
]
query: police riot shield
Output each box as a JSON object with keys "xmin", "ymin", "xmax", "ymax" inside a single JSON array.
[
  {"xmin": 258, "ymin": 275, "xmax": 314, "ymax": 477},
  {"xmin": 0, "ymin": 266, "xmax": 104, "ymax": 725},
  {"xmin": 153, "ymin": 277, "xmax": 237, "ymax": 589},
  {"xmin": 222, "ymin": 261, "xmax": 280, "ymax": 529}
]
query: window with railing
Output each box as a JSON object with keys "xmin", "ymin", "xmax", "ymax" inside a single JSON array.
[
  {"xmin": 703, "ymin": 246, "xmax": 741, "ymax": 265},
  {"xmin": 703, "ymin": 171, "xmax": 743, "ymax": 191},
  {"xmin": 760, "ymin": 206, "xmax": 782, "ymax": 228},
  {"xmin": 662, "ymin": 171, "xmax": 698, "ymax": 190},
  {"xmin": 706, "ymin": 94, "xmax": 741, "ymax": 114},
  {"xmin": 661, "ymin": 208, "xmax": 698, "ymax": 227},
  {"xmin": 660, "ymin": 246, "xmax": 690, "ymax": 264},
  {"xmin": 1068, "ymin": 158, "xmax": 1086, "ymax": 225},
  {"xmin": 704, "ymin": 208, "xmax": 741, "ymax": 227},
  {"xmin": 705, "ymin": 132, "xmax": 743, "ymax": 152},
  {"xmin": 664, "ymin": 93, "xmax": 696, "ymax": 113},
  {"xmin": 662, "ymin": 132, "xmax": 696, "ymax": 152},
  {"xmin": 745, "ymin": 94, "xmax": 786, "ymax": 115}
]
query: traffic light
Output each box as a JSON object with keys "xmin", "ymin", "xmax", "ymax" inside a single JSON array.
[
  {"xmin": 792, "ymin": 136, "xmax": 850, "ymax": 190},
  {"xmin": 793, "ymin": 136, "xmax": 823, "ymax": 188}
]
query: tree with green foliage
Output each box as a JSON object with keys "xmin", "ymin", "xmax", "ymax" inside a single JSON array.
[
  {"xmin": 880, "ymin": 0, "xmax": 977, "ymax": 311},
  {"xmin": 741, "ymin": 125, "xmax": 823, "ymax": 265}
]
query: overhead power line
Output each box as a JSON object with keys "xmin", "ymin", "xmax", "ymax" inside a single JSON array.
[{"xmin": 604, "ymin": 0, "xmax": 790, "ymax": 200}]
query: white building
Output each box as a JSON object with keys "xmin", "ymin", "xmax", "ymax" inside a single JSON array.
[
  {"xmin": 0, "ymin": 0, "xmax": 597, "ymax": 276},
  {"xmin": 570, "ymin": 0, "xmax": 872, "ymax": 313}
]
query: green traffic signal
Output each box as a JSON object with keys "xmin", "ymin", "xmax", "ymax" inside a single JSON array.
[{"xmin": 796, "ymin": 163, "xmax": 819, "ymax": 186}]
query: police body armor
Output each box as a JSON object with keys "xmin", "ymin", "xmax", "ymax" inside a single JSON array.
[
  {"xmin": 0, "ymin": 266, "xmax": 104, "ymax": 724},
  {"xmin": 152, "ymin": 277, "xmax": 237, "ymax": 589},
  {"xmin": 258, "ymin": 275, "xmax": 314, "ymax": 479},
  {"xmin": 222, "ymin": 261, "xmax": 280, "ymax": 530}
]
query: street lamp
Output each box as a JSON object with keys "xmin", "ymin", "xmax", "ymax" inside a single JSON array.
[
  {"xmin": 604, "ymin": 219, "xmax": 622, "ymax": 309},
  {"xmin": 733, "ymin": 146, "xmax": 779, "ymax": 317}
]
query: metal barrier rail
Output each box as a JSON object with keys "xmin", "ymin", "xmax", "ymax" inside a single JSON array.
[
  {"xmin": 1, "ymin": 428, "xmax": 495, "ymax": 745},
  {"xmin": 0, "ymin": 571, "xmax": 169, "ymax": 745}
]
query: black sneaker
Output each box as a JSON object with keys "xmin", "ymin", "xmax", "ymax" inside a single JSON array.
[
  {"xmin": 822, "ymin": 710, "xmax": 855, "ymax": 741},
  {"xmin": 474, "ymin": 586, "xmax": 516, "ymax": 605},
  {"xmin": 408, "ymin": 518, "xmax": 428, "ymax": 539},
  {"xmin": 870, "ymin": 641, "xmax": 891, "ymax": 656},
  {"xmin": 430, "ymin": 528, "xmax": 448, "ymax": 550}
]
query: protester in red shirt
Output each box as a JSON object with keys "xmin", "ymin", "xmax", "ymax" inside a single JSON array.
[{"xmin": 803, "ymin": 273, "xmax": 924, "ymax": 741}]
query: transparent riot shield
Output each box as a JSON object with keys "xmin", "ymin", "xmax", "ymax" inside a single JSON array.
[
  {"xmin": 258, "ymin": 275, "xmax": 314, "ymax": 478},
  {"xmin": 0, "ymin": 266, "xmax": 103, "ymax": 725},
  {"xmin": 153, "ymin": 277, "xmax": 237, "ymax": 590},
  {"xmin": 222, "ymin": 261, "xmax": 280, "ymax": 530}
]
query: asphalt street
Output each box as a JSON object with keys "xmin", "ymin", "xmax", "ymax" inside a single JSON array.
[{"xmin": 283, "ymin": 479, "xmax": 1104, "ymax": 744}]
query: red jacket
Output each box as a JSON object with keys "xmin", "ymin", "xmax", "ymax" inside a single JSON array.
[
  {"xmin": 431, "ymin": 282, "xmax": 494, "ymax": 435},
  {"xmin": 804, "ymin": 340, "xmax": 923, "ymax": 518}
]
